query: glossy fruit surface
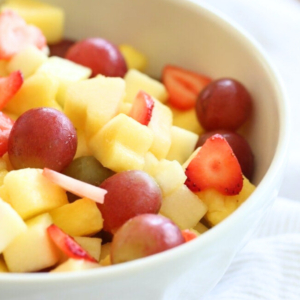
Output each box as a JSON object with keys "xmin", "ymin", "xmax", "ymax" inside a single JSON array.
[
  {"xmin": 111, "ymin": 214, "xmax": 185, "ymax": 264},
  {"xmin": 8, "ymin": 107, "xmax": 77, "ymax": 171},
  {"xmin": 65, "ymin": 37, "xmax": 127, "ymax": 77},
  {"xmin": 196, "ymin": 78, "xmax": 252, "ymax": 130},
  {"xmin": 197, "ymin": 130, "xmax": 254, "ymax": 180},
  {"xmin": 98, "ymin": 170, "xmax": 162, "ymax": 233}
]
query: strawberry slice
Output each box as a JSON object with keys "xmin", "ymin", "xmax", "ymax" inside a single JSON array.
[
  {"xmin": 181, "ymin": 229, "xmax": 198, "ymax": 242},
  {"xmin": 185, "ymin": 134, "xmax": 243, "ymax": 195},
  {"xmin": 0, "ymin": 112, "xmax": 15, "ymax": 157},
  {"xmin": 162, "ymin": 65, "xmax": 211, "ymax": 110},
  {"xmin": 47, "ymin": 224, "xmax": 97, "ymax": 263},
  {"xmin": 0, "ymin": 70, "xmax": 23, "ymax": 110},
  {"xmin": 42, "ymin": 168, "xmax": 107, "ymax": 204},
  {"xmin": 128, "ymin": 90, "xmax": 155, "ymax": 125},
  {"xmin": 0, "ymin": 10, "xmax": 46, "ymax": 60}
]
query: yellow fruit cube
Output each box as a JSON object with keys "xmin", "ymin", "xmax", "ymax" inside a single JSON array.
[
  {"xmin": 74, "ymin": 129, "xmax": 92, "ymax": 159},
  {"xmin": 0, "ymin": 60, "xmax": 8, "ymax": 76},
  {"xmin": 1, "ymin": 0, "xmax": 65, "ymax": 44},
  {"xmin": 3, "ymin": 168, "xmax": 68, "ymax": 220},
  {"xmin": 74, "ymin": 236, "xmax": 102, "ymax": 261},
  {"xmin": 3, "ymin": 213, "xmax": 60, "ymax": 272},
  {"xmin": 0, "ymin": 256, "xmax": 8, "ymax": 272},
  {"xmin": 197, "ymin": 177, "xmax": 256, "ymax": 226},
  {"xmin": 160, "ymin": 184, "xmax": 207, "ymax": 229},
  {"xmin": 50, "ymin": 198, "xmax": 103, "ymax": 237},
  {"xmin": 124, "ymin": 69, "xmax": 168, "ymax": 103},
  {"xmin": 119, "ymin": 44, "xmax": 147, "ymax": 71},
  {"xmin": 89, "ymin": 113, "xmax": 154, "ymax": 172},
  {"xmin": 4, "ymin": 71, "xmax": 61, "ymax": 116},
  {"xmin": 50, "ymin": 258, "xmax": 100, "ymax": 273}
]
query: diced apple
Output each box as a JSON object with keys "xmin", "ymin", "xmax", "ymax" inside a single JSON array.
[
  {"xmin": 50, "ymin": 258, "xmax": 100, "ymax": 273},
  {"xmin": 3, "ymin": 213, "xmax": 60, "ymax": 272},
  {"xmin": 124, "ymin": 69, "xmax": 168, "ymax": 103},
  {"xmin": 3, "ymin": 168, "xmax": 68, "ymax": 220},
  {"xmin": 7, "ymin": 45, "xmax": 47, "ymax": 78},
  {"xmin": 1, "ymin": 0, "xmax": 65, "ymax": 44},
  {"xmin": 50, "ymin": 198, "xmax": 103, "ymax": 237},
  {"xmin": 166, "ymin": 126, "xmax": 199, "ymax": 164},
  {"xmin": 73, "ymin": 236, "xmax": 102, "ymax": 262},
  {"xmin": 0, "ymin": 198, "xmax": 27, "ymax": 253},
  {"xmin": 119, "ymin": 44, "xmax": 147, "ymax": 72},
  {"xmin": 89, "ymin": 113, "xmax": 154, "ymax": 172},
  {"xmin": 160, "ymin": 184, "xmax": 207, "ymax": 229}
]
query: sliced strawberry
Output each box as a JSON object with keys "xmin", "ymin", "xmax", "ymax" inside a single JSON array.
[
  {"xmin": 42, "ymin": 168, "xmax": 107, "ymax": 204},
  {"xmin": 162, "ymin": 65, "xmax": 211, "ymax": 110},
  {"xmin": 181, "ymin": 229, "xmax": 198, "ymax": 242},
  {"xmin": 185, "ymin": 134, "xmax": 243, "ymax": 195},
  {"xmin": 0, "ymin": 10, "xmax": 46, "ymax": 60},
  {"xmin": 128, "ymin": 90, "xmax": 155, "ymax": 125},
  {"xmin": 47, "ymin": 224, "xmax": 97, "ymax": 263},
  {"xmin": 0, "ymin": 112, "xmax": 15, "ymax": 157},
  {"xmin": 0, "ymin": 70, "xmax": 23, "ymax": 110}
]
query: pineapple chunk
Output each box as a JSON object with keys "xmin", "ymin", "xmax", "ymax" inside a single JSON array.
[
  {"xmin": 119, "ymin": 44, "xmax": 147, "ymax": 71},
  {"xmin": 7, "ymin": 45, "xmax": 47, "ymax": 78},
  {"xmin": 3, "ymin": 168, "xmax": 68, "ymax": 220},
  {"xmin": 0, "ymin": 198, "xmax": 27, "ymax": 253},
  {"xmin": 89, "ymin": 113, "xmax": 154, "ymax": 172},
  {"xmin": 1, "ymin": 0, "xmax": 65, "ymax": 44},
  {"xmin": 124, "ymin": 69, "xmax": 168, "ymax": 103},
  {"xmin": 99, "ymin": 243, "xmax": 111, "ymax": 266},
  {"xmin": 50, "ymin": 258, "xmax": 100, "ymax": 273},
  {"xmin": 166, "ymin": 126, "xmax": 199, "ymax": 164},
  {"xmin": 74, "ymin": 129, "xmax": 92, "ymax": 159},
  {"xmin": 160, "ymin": 184, "xmax": 207, "ymax": 229},
  {"xmin": 3, "ymin": 213, "xmax": 60, "ymax": 273},
  {"xmin": 74, "ymin": 236, "xmax": 102, "ymax": 262},
  {"xmin": 50, "ymin": 198, "xmax": 103, "ymax": 237},
  {"xmin": 193, "ymin": 222, "xmax": 209, "ymax": 233},
  {"xmin": 197, "ymin": 177, "xmax": 256, "ymax": 226},
  {"xmin": 4, "ymin": 71, "xmax": 61, "ymax": 116}
]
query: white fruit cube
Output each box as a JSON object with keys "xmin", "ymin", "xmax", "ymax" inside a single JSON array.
[
  {"xmin": 50, "ymin": 258, "xmax": 100, "ymax": 273},
  {"xmin": 3, "ymin": 168, "xmax": 68, "ymax": 220},
  {"xmin": 3, "ymin": 213, "xmax": 60, "ymax": 273},
  {"xmin": 0, "ymin": 198, "xmax": 27, "ymax": 253},
  {"xmin": 124, "ymin": 69, "xmax": 168, "ymax": 103},
  {"xmin": 73, "ymin": 237, "xmax": 102, "ymax": 262},
  {"xmin": 7, "ymin": 45, "xmax": 48, "ymax": 78},
  {"xmin": 160, "ymin": 184, "xmax": 207, "ymax": 229},
  {"xmin": 166, "ymin": 126, "xmax": 199, "ymax": 164}
]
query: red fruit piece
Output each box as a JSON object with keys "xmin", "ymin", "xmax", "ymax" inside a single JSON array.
[
  {"xmin": 181, "ymin": 229, "xmax": 198, "ymax": 242},
  {"xmin": 162, "ymin": 65, "xmax": 211, "ymax": 110},
  {"xmin": 185, "ymin": 134, "xmax": 243, "ymax": 195},
  {"xmin": 0, "ymin": 10, "xmax": 46, "ymax": 60},
  {"xmin": 128, "ymin": 90, "xmax": 155, "ymax": 125},
  {"xmin": 0, "ymin": 70, "xmax": 23, "ymax": 110},
  {"xmin": 47, "ymin": 224, "xmax": 97, "ymax": 263},
  {"xmin": 0, "ymin": 112, "xmax": 15, "ymax": 157},
  {"xmin": 42, "ymin": 168, "xmax": 107, "ymax": 204}
]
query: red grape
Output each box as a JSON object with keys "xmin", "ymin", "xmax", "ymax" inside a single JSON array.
[
  {"xmin": 49, "ymin": 38, "xmax": 75, "ymax": 58},
  {"xmin": 111, "ymin": 214, "xmax": 185, "ymax": 264},
  {"xmin": 8, "ymin": 107, "xmax": 77, "ymax": 171},
  {"xmin": 97, "ymin": 170, "xmax": 162, "ymax": 234},
  {"xmin": 196, "ymin": 130, "xmax": 254, "ymax": 180},
  {"xmin": 65, "ymin": 37, "xmax": 127, "ymax": 77},
  {"xmin": 196, "ymin": 78, "xmax": 252, "ymax": 131}
]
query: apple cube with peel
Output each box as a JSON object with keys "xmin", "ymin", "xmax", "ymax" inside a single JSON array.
[
  {"xmin": 73, "ymin": 236, "xmax": 102, "ymax": 262},
  {"xmin": 50, "ymin": 198, "xmax": 103, "ymax": 237},
  {"xmin": 89, "ymin": 113, "xmax": 154, "ymax": 172},
  {"xmin": 1, "ymin": 0, "xmax": 65, "ymax": 44},
  {"xmin": 4, "ymin": 71, "xmax": 61, "ymax": 116},
  {"xmin": 124, "ymin": 69, "xmax": 168, "ymax": 103},
  {"xmin": 3, "ymin": 213, "xmax": 60, "ymax": 273},
  {"xmin": 119, "ymin": 44, "xmax": 147, "ymax": 72},
  {"xmin": 7, "ymin": 45, "xmax": 48, "ymax": 79},
  {"xmin": 50, "ymin": 258, "xmax": 100, "ymax": 273},
  {"xmin": 166, "ymin": 126, "xmax": 199, "ymax": 164},
  {"xmin": 148, "ymin": 99, "xmax": 172, "ymax": 159},
  {"xmin": 2, "ymin": 168, "xmax": 68, "ymax": 220},
  {"xmin": 159, "ymin": 184, "xmax": 208, "ymax": 229},
  {"xmin": 197, "ymin": 176, "xmax": 256, "ymax": 226},
  {"xmin": 36, "ymin": 56, "xmax": 92, "ymax": 107},
  {"xmin": 0, "ymin": 198, "xmax": 27, "ymax": 253}
]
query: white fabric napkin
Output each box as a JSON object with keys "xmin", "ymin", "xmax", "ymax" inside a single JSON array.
[{"xmin": 192, "ymin": 0, "xmax": 300, "ymax": 299}]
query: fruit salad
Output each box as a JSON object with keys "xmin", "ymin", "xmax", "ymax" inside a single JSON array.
[{"xmin": 0, "ymin": 0, "xmax": 256, "ymax": 273}]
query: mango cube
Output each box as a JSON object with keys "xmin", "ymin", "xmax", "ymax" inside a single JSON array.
[{"xmin": 119, "ymin": 44, "xmax": 147, "ymax": 72}]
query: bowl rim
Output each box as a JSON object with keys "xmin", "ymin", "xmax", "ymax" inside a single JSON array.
[{"xmin": 0, "ymin": 0, "xmax": 290, "ymax": 284}]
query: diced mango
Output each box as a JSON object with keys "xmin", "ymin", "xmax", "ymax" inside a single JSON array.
[{"xmin": 119, "ymin": 44, "xmax": 147, "ymax": 72}]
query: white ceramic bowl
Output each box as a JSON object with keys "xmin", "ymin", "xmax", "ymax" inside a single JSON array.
[{"xmin": 0, "ymin": 0, "xmax": 289, "ymax": 299}]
